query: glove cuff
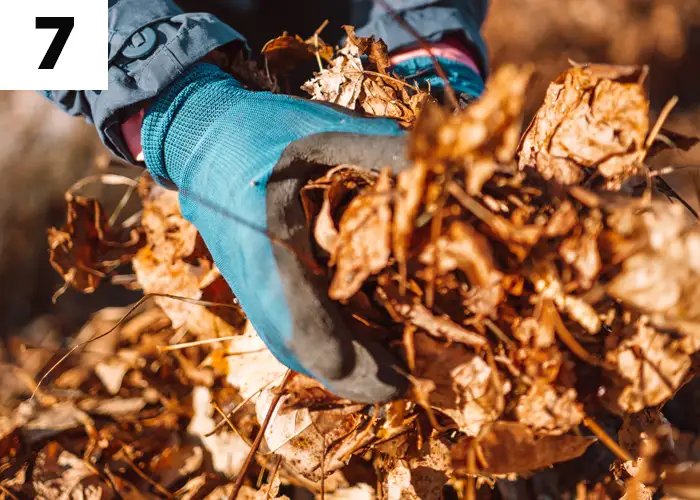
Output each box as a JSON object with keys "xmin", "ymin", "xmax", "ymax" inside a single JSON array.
[
  {"xmin": 142, "ymin": 63, "xmax": 242, "ymax": 186},
  {"xmin": 391, "ymin": 55, "xmax": 484, "ymax": 101}
]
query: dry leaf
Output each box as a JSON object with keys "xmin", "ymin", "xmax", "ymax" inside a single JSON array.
[
  {"xmin": 453, "ymin": 422, "xmax": 596, "ymax": 474},
  {"xmin": 329, "ymin": 169, "xmax": 393, "ymax": 300},
  {"xmin": 413, "ymin": 334, "xmax": 505, "ymax": 436},
  {"xmin": 33, "ymin": 442, "xmax": 113, "ymax": 499},
  {"xmin": 188, "ymin": 386, "xmax": 250, "ymax": 477},
  {"xmin": 262, "ymin": 32, "xmax": 333, "ymax": 74},
  {"xmin": 519, "ymin": 65, "xmax": 649, "ymax": 189},
  {"xmin": 48, "ymin": 195, "xmax": 142, "ymax": 298}
]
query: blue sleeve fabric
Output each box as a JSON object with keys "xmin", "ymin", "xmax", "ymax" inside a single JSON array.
[{"xmin": 44, "ymin": 0, "xmax": 244, "ymax": 163}]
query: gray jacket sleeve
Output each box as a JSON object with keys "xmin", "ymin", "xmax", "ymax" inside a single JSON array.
[
  {"xmin": 355, "ymin": 0, "xmax": 489, "ymax": 74},
  {"xmin": 44, "ymin": 0, "xmax": 245, "ymax": 162}
]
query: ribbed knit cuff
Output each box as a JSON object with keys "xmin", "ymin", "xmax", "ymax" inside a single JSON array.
[
  {"xmin": 392, "ymin": 55, "xmax": 484, "ymax": 99},
  {"xmin": 142, "ymin": 63, "xmax": 241, "ymax": 186}
]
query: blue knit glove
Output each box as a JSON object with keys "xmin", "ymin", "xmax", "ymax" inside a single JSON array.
[
  {"xmin": 142, "ymin": 61, "xmax": 483, "ymax": 402},
  {"xmin": 143, "ymin": 63, "xmax": 409, "ymax": 401}
]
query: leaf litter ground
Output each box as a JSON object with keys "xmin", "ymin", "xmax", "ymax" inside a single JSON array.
[{"xmin": 3, "ymin": 27, "xmax": 700, "ymax": 500}]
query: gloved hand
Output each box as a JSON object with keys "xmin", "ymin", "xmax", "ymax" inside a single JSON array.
[
  {"xmin": 141, "ymin": 57, "xmax": 483, "ymax": 402},
  {"xmin": 142, "ymin": 63, "xmax": 410, "ymax": 402}
]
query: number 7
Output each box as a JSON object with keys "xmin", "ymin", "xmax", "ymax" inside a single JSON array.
[{"xmin": 36, "ymin": 17, "xmax": 74, "ymax": 69}]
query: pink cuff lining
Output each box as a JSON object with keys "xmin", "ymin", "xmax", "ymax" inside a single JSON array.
[
  {"xmin": 121, "ymin": 107, "xmax": 145, "ymax": 162},
  {"xmin": 390, "ymin": 41, "xmax": 480, "ymax": 75}
]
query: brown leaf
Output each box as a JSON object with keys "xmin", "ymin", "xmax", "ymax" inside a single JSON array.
[
  {"xmin": 603, "ymin": 320, "xmax": 691, "ymax": 413},
  {"xmin": 392, "ymin": 161, "xmax": 428, "ymax": 270},
  {"xmin": 514, "ymin": 380, "xmax": 584, "ymax": 436},
  {"xmin": 382, "ymin": 461, "xmax": 436, "ymax": 500},
  {"xmin": 257, "ymin": 388, "xmax": 365, "ymax": 481},
  {"xmin": 21, "ymin": 401, "xmax": 95, "ymax": 444},
  {"xmin": 518, "ymin": 65, "xmax": 649, "ymax": 189},
  {"xmin": 33, "ymin": 442, "xmax": 114, "ymax": 499},
  {"xmin": 359, "ymin": 79, "xmax": 414, "ymax": 124},
  {"xmin": 419, "ymin": 220, "xmax": 503, "ymax": 290},
  {"xmin": 452, "ymin": 422, "xmax": 596, "ymax": 475},
  {"xmin": 377, "ymin": 284, "xmax": 487, "ymax": 347},
  {"xmin": 310, "ymin": 166, "xmax": 378, "ymax": 254},
  {"xmin": 302, "ymin": 43, "xmax": 364, "ymax": 110},
  {"xmin": 329, "ymin": 169, "xmax": 393, "ymax": 300},
  {"xmin": 218, "ymin": 321, "xmax": 289, "ymax": 399},
  {"xmin": 133, "ymin": 181, "xmax": 242, "ymax": 336},
  {"xmin": 413, "ymin": 334, "xmax": 505, "ymax": 435},
  {"xmin": 545, "ymin": 200, "xmax": 578, "ymax": 237},
  {"xmin": 343, "ymin": 26, "xmax": 391, "ymax": 74},
  {"xmin": 324, "ymin": 484, "xmax": 376, "ymax": 500},
  {"xmin": 48, "ymin": 195, "xmax": 142, "ymax": 298},
  {"xmin": 262, "ymin": 33, "xmax": 333, "ymax": 74},
  {"xmin": 188, "ymin": 386, "xmax": 250, "ymax": 477},
  {"xmin": 559, "ymin": 212, "xmax": 602, "ymax": 288}
]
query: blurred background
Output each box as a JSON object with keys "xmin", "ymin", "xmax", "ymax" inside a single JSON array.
[{"xmin": 0, "ymin": 0, "xmax": 699, "ymax": 341}]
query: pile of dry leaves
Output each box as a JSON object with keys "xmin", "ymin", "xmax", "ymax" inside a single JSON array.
[{"xmin": 2, "ymin": 28, "xmax": 700, "ymax": 500}]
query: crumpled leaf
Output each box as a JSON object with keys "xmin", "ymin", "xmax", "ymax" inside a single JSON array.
[
  {"xmin": 377, "ymin": 283, "xmax": 487, "ymax": 347},
  {"xmin": 604, "ymin": 320, "xmax": 692, "ymax": 413},
  {"xmin": 514, "ymin": 380, "xmax": 583, "ymax": 436},
  {"xmin": 302, "ymin": 42, "xmax": 364, "ymax": 110},
  {"xmin": 343, "ymin": 26, "xmax": 391, "ymax": 74},
  {"xmin": 33, "ymin": 442, "xmax": 114, "ymax": 500},
  {"xmin": 48, "ymin": 195, "xmax": 142, "ymax": 299},
  {"xmin": 214, "ymin": 321, "xmax": 288, "ymax": 399},
  {"xmin": 262, "ymin": 32, "xmax": 333, "ymax": 74},
  {"xmin": 329, "ymin": 169, "xmax": 393, "ymax": 300},
  {"xmin": 360, "ymin": 78, "xmax": 417, "ymax": 126},
  {"xmin": 382, "ymin": 461, "xmax": 428, "ymax": 500},
  {"xmin": 413, "ymin": 334, "xmax": 505, "ymax": 436},
  {"xmin": 518, "ymin": 64, "xmax": 649, "ymax": 189},
  {"xmin": 133, "ymin": 180, "xmax": 243, "ymax": 336},
  {"xmin": 411, "ymin": 65, "xmax": 531, "ymax": 193},
  {"xmin": 21, "ymin": 401, "xmax": 96, "ymax": 444},
  {"xmin": 607, "ymin": 203, "xmax": 700, "ymax": 338},
  {"xmin": 256, "ymin": 386, "xmax": 366, "ymax": 481},
  {"xmin": 302, "ymin": 27, "xmax": 430, "ymax": 125},
  {"xmin": 303, "ymin": 165, "xmax": 378, "ymax": 254}
]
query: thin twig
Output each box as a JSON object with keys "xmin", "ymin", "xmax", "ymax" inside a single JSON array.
[
  {"xmin": 313, "ymin": 19, "xmax": 329, "ymax": 72},
  {"xmin": 373, "ymin": 0, "xmax": 460, "ymax": 110},
  {"xmin": 206, "ymin": 379, "xmax": 277, "ymax": 437},
  {"xmin": 466, "ymin": 440, "xmax": 477, "ymax": 500},
  {"xmin": 118, "ymin": 446, "xmax": 174, "ymax": 498},
  {"xmin": 582, "ymin": 415, "xmax": 633, "ymax": 462},
  {"xmin": 212, "ymin": 401, "xmax": 253, "ymax": 447},
  {"xmin": 109, "ymin": 171, "xmax": 146, "ymax": 227},
  {"xmin": 547, "ymin": 301, "xmax": 613, "ymax": 370},
  {"xmin": 0, "ymin": 484, "xmax": 20, "ymax": 500},
  {"xmin": 361, "ymin": 70, "xmax": 424, "ymax": 91},
  {"xmin": 229, "ymin": 369, "xmax": 293, "ymax": 500},
  {"xmin": 643, "ymin": 96, "xmax": 679, "ymax": 155},
  {"xmin": 159, "ymin": 337, "xmax": 266, "ymax": 352}
]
